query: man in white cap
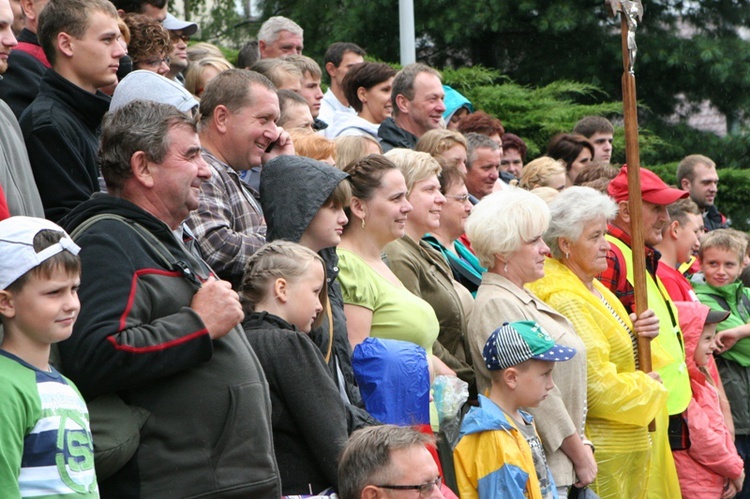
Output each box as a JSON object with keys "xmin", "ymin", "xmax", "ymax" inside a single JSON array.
[{"xmin": 162, "ymin": 13, "xmax": 197, "ymax": 84}]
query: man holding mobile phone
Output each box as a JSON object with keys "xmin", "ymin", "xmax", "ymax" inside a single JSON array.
[{"xmin": 186, "ymin": 68, "xmax": 295, "ymax": 289}]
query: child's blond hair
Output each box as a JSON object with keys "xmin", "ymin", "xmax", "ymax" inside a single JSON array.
[
  {"xmin": 240, "ymin": 241, "xmax": 328, "ymax": 328},
  {"xmin": 699, "ymin": 229, "xmax": 746, "ymax": 264}
]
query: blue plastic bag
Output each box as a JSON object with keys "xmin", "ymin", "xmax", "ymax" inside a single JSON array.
[{"xmin": 352, "ymin": 338, "xmax": 430, "ymax": 426}]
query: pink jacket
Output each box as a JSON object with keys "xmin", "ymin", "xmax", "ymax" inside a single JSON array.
[{"xmin": 673, "ymin": 301, "xmax": 744, "ymax": 498}]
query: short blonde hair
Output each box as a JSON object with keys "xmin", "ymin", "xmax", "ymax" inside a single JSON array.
[
  {"xmin": 415, "ymin": 128, "xmax": 467, "ymax": 157},
  {"xmin": 520, "ymin": 156, "xmax": 565, "ymax": 190},
  {"xmin": 241, "ymin": 241, "xmax": 328, "ymax": 329},
  {"xmin": 186, "ymin": 42, "xmax": 224, "ymax": 63},
  {"xmin": 699, "ymin": 229, "xmax": 746, "ymax": 264},
  {"xmin": 384, "ymin": 149, "xmax": 441, "ymax": 195},
  {"xmin": 184, "ymin": 57, "xmax": 234, "ymax": 97},
  {"xmin": 465, "ymin": 187, "xmax": 550, "ymax": 268},
  {"xmin": 335, "ymin": 135, "xmax": 382, "ymax": 171},
  {"xmin": 288, "ymin": 129, "xmax": 337, "ymax": 163}
]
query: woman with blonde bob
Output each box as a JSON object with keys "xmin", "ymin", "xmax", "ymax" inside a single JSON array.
[
  {"xmin": 519, "ymin": 156, "xmax": 566, "ymax": 191},
  {"xmin": 382, "ymin": 149, "xmax": 474, "ymax": 387},
  {"xmin": 416, "ymin": 128, "xmax": 469, "ymax": 172},
  {"xmin": 465, "ymin": 187, "xmax": 594, "ymax": 496},
  {"xmin": 527, "ymin": 186, "xmax": 667, "ymax": 499}
]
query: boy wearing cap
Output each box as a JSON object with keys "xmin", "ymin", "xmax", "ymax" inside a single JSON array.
[
  {"xmin": 672, "ymin": 301, "xmax": 744, "ymax": 499},
  {"xmin": 454, "ymin": 320, "xmax": 576, "ymax": 499},
  {"xmin": 0, "ymin": 216, "xmax": 98, "ymax": 497}
]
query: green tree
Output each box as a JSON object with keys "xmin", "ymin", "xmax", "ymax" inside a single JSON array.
[{"xmin": 256, "ymin": 0, "xmax": 750, "ymax": 143}]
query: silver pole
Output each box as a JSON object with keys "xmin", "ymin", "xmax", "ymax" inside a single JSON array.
[{"xmin": 399, "ymin": 0, "xmax": 416, "ymax": 65}]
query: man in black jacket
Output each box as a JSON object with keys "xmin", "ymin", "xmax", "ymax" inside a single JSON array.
[
  {"xmin": 59, "ymin": 100, "xmax": 281, "ymax": 498},
  {"xmin": 19, "ymin": 0, "xmax": 125, "ymax": 221},
  {"xmin": 378, "ymin": 62, "xmax": 445, "ymax": 152},
  {"xmin": 677, "ymin": 154, "xmax": 729, "ymax": 231}
]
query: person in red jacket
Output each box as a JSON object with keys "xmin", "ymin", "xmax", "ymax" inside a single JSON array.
[{"xmin": 673, "ymin": 301, "xmax": 745, "ymax": 499}]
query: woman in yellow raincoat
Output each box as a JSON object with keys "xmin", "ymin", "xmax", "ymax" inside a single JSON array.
[{"xmin": 528, "ymin": 186, "xmax": 670, "ymax": 499}]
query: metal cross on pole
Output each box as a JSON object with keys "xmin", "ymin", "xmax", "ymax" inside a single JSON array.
[{"xmin": 606, "ymin": 0, "xmax": 654, "ymax": 399}]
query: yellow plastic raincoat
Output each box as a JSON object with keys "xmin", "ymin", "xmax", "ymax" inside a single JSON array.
[{"xmin": 528, "ymin": 258, "xmax": 669, "ymax": 499}]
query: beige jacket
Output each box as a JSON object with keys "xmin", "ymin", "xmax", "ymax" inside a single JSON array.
[{"xmin": 467, "ymin": 271, "xmax": 587, "ymax": 488}]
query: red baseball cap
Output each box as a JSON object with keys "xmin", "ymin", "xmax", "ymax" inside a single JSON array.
[{"xmin": 607, "ymin": 165, "xmax": 688, "ymax": 205}]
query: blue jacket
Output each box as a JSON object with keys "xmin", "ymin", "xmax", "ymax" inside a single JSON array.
[{"xmin": 454, "ymin": 395, "xmax": 556, "ymax": 499}]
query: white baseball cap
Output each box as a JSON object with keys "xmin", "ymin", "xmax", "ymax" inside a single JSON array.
[
  {"xmin": 0, "ymin": 216, "xmax": 80, "ymax": 290},
  {"xmin": 162, "ymin": 14, "xmax": 198, "ymax": 36}
]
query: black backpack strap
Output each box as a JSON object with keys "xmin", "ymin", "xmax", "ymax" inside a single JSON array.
[{"xmin": 69, "ymin": 214, "xmax": 177, "ymax": 271}]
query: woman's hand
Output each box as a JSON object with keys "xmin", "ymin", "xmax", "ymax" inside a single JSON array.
[
  {"xmin": 560, "ymin": 434, "xmax": 597, "ymax": 488},
  {"xmin": 630, "ymin": 309, "xmax": 659, "ymax": 339},
  {"xmin": 716, "ymin": 328, "xmax": 742, "ymax": 353},
  {"xmin": 647, "ymin": 371, "xmax": 662, "ymax": 383},
  {"xmin": 573, "ymin": 444, "xmax": 597, "ymax": 488}
]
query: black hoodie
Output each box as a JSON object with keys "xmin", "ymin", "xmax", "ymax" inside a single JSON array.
[{"xmin": 260, "ymin": 156, "xmax": 378, "ymax": 432}]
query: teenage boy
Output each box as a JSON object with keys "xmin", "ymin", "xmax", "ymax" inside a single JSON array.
[
  {"xmin": 20, "ymin": 0, "xmax": 125, "ymax": 221},
  {"xmin": 454, "ymin": 320, "xmax": 576, "ymax": 499},
  {"xmin": 0, "ymin": 216, "xmax": 98, "ymax": 497},
  {"xmin": 655, "ymin": 197, "xmax": 704, "ymax": 302},
  {"xmin": 573, "ymin": 116, "xmax": 614, "ymax": 163}
]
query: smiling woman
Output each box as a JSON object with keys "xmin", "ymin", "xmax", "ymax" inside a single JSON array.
[
  {"xmin": 327, "ymin": 62, "xmax": 396, "ymax": 139},
  {"xmin": 382, "ymin": 149, "xmax": 475, "ymax": 388},
  {"xmin": 528, "ymin": 186, "xmax": 668, "ymax": 499}
]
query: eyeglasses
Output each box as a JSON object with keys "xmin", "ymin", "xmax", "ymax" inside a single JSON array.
[
  {"xmin": 140, "ymin": 56, "xmax": 171, "ymax": 67},
  {"xmin": 170, "ymin": 32, "xmax": 191, "ymax": 42},
  {"xmin": 444, "ymin": 194, "xmax": 470, "ymax": 203},
  {"xmin": 376, "ymin": 476, "xmax": 442, "ymax": 497}
]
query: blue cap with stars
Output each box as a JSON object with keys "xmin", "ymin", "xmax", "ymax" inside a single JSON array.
[{"xmin": 483, "ymin": 320, "xmax": 577, "ymax": 371}]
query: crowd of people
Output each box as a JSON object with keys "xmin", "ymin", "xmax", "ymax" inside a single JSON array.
[{"xmin": 0, "ymin": 0, "xmax": 748, "ymax": 498}]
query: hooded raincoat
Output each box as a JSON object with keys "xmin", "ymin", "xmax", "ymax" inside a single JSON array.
[
  {"xmin": 529, "ymin": 258, "xmax": 669, "ymax": 499},
  {"xmin": 672, "ymin": 301, "xmax": 744, "ymax": 499}
]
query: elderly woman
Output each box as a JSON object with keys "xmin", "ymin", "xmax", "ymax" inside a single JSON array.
[
  {"xmin": 527, "ymin": 186, "xmax": 668, "ymax": 499},
  {"xmin": 465, "ymin": 187, "xmax": 594, "ymax": 496},
  {"xmin": 422, "ymin": 162, "xmax": 482, "ymax": 296},
  {"xmin": 382, "ymin": 149, "xmax": 474, "ymax": 387},
  {"xmin": 547, "ymin": 133, "xmax": 594, "ymax": 187},
  {"xmin": 328, "ymin": 62, "xmax": 397, "ymax": 139}
]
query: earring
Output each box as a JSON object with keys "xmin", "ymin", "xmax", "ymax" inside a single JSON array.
[
  {"xmin": 361, "ymin": 218, "xmax": 366, "ymax": 229},
  {"xmin": 565, "ymin": 252, "xmax": 570, "ymax": 259},
  {"xmin": 503, "ymin": 261, "xmax": 509, "ymax": 273}
]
